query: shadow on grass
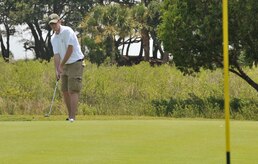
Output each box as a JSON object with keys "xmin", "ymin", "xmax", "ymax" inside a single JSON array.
[{"xmin": 151, "ymin": 93, "xmax": 258, "ymax": 119}]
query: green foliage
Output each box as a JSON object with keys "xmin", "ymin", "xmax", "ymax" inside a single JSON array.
[
  {"xmin": 158, "ymin": 0, "xmax": 222, "ymax": 73},
  {"xmin": 1, "ymin": 59, "xmax": 258, "ymax": 120},
  {"xmin": 158, "ymin": 0, "xmax": 258, "ymax": 95},
  {"xmin": 228, "ymin": 0, "xmax": 258, "ymax": 66},
  {"xmin": 81, "ymin": 2, "xmax": 164, "ymax": 64},
  {"xmin": 83, "ymin": 36, "xmax": 106, "ymax": 65},
  {"xmin": 131, "ymin": 4, "xmax": 148, "ymax": 26},
  {"xmin": 80, "ymin": 61, "xmax": 258, "ymax": 120},
  {"xmin": 0, "ymin": 59, "xmax": 63, "ymax": 115},
  {"xmin": 159, "ymin": 0, "xmax": 257, "ymax": 70},
  {"xmin": 81, "ymin": 4, "xmax": 132, "ymax": 64}
]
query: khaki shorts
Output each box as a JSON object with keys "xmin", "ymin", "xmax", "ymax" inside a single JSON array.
[{"xmin": 61, "ymin": 61, "xmax": 84, "ymax": 93}]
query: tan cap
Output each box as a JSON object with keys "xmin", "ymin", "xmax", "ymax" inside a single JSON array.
[{"xmin": 48, "ymin": 13, "xmax": 60, "ymax": 24}]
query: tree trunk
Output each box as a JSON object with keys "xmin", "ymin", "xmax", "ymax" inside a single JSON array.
[
  {"xmin": 0, "ymin": 33, "xmax": 8, "ymax": 62},
  {"xmin": 139, "ymin": 39, "xmax": 143, "ymax": 57},
  {"xmin": 141, "ymin": 28, "xmax": 149, "ymax": 61},
  {"xmin": 141, "ymin": 0, "xmax": 150, "ymax": 6},
  {"xmin": 126, "ymin": 37, "xmax": 132, "ymax": 57},
  {"xmin": 162, "ymin": 52, "xmax": 169, "ymax": 63},
  {"xmin": 27, "ymin": 22, "xmax": 52, "ymax": 61},
  {"xmin": 98, "ymin": 0, "xmax": 104, "ymax": 5},
  {"xmin": 230, "ymin": 63, "xmax": 258, "ymax": 92},
  {"xmin": 4, "ymin": 23, "xmax": 10, "ymax": 62},
  {"xmin": 121, "ymin": 38, "xmax": 125, "ymax": 56},
  {"xmin": 157, "ymin": 43, "xmax": 169, "ymax": 63},
  {"xmin": 36, "ymin": 21, "xmax": 52, "ymax": 61},
  {"xmin": 152, "ymin": 39, "xmax": 158, "ymax": 59},
  {"xmin": 27, "ymin": 22, "xmax": 40, "ymax": 59}
]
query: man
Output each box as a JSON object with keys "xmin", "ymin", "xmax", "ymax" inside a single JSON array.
[{"xmin": 49, "ymin": 13, "xmax": 84, "ymax": 122}]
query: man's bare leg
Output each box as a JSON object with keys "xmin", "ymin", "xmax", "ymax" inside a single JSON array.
[
  {"xmin": 63, "ymin": 91, "xmax": 71, "ymax": 119},
  {"xmin": 69, "ymin": 92, "xmax": 79, "ymax": 120}
]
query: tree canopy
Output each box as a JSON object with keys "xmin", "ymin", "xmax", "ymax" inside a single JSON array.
[
  {"xmin": 158, "ymin": 0, "xmax": 258, "ymax": 92},
  {"xmin": 0, "ymin": 0, "xmax": 95, "ymax": 61}
]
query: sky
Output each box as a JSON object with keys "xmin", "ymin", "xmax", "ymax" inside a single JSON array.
[{"xmin": 1, "ymin": 24, "xmax": 35, "ymax": 60}]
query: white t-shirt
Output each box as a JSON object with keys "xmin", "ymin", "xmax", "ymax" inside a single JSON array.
[{"xmin": 51, "ymin": 25, "xmax": 84, "ymax": 64}]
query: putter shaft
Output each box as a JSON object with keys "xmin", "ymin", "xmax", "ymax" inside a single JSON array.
[{"xmin": 45, "ymin": 80, "xmax": 59, "ymax": 117}]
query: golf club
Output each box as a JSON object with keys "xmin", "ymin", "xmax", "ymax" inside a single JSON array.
[{"xmin": 45, "ymin": 80, "xmax": 59, "ymax": 117}]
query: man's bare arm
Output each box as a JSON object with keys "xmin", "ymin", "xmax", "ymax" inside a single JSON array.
[{"xmin": 61, "ymin": 45, "xmax": 73, "ymax": 67}]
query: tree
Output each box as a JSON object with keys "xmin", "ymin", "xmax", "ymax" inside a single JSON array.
[
  {"xmin": 82, "ymin": 4, "xmax": 134, "ymax": 65},
  {"xmin": 159, "ymin": 0, "xmax": 258, "ymax": 92},
  {"xmin": 0, "ymin": 0, "xmax": 16, "ymax": 62},
  {"xmin": 82, "ymin": 1, "xmax": 166, "ymax": 65},
  {"xmin": 8, "ymin": 0, "xmax": 93, "ymax": 61},
  {"xmin": 131, "ymin": 4, "xmax": 150, "ymax": 61},
  {"xmin": 147, "ymin": 0, "xmax": 168, "ymax": 63},
  {"xmin": 9, "ymin": 0, "xmax": 54, "ymax": 61},
  {"xmin": 130, "ymin": 0, "xmax": 167, "ymax": 63}
]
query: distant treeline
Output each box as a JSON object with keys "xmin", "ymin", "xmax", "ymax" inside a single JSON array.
[{"xmin": 1, "ymin": 1, "xmax": 258, "ymax": 95}]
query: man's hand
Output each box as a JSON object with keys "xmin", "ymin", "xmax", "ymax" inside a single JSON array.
[
  {"xmin": 59, "ymin": 63, "xmax": 64, "ymax": 74},
  {"xmin": 56, "ymin": 66, "xmax": 61, "ymax": 80},
  {"xmin": 54, "ymin": 54, "xmax": 61, "ymax": 80}
]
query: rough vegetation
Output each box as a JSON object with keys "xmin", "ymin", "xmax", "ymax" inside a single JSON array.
[{"xmin": 1, "ymin": 59, "xmax": 258, "ymax": 120}]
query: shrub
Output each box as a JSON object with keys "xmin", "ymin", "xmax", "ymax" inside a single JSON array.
[{"xmin": 1, "ymin": 58, "xmax": 258, "ymax": 120}]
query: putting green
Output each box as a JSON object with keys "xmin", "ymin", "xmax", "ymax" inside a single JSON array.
[{"xmin": 0, "ymin": 119, "xmax": 257, "ymax": 164}]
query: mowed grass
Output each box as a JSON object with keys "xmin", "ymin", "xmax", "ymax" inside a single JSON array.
[{"xmin": 0, "ymin": 118, "xmax": 258, "ymax": 164}]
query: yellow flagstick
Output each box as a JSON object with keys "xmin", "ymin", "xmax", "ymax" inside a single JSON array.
[{"xmin": 222, "ymin": 0, "xmax": 231, "ymax": 164}]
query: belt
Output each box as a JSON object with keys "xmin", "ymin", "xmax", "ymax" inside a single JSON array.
[{"xmin": 76, "ymin": 58, "xmax": 84, "ymax": 62}]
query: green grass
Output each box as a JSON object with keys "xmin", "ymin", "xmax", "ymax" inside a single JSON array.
[{"xmin": 0, "ymin": 118, "xmax": 257, "ymax": 164}]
